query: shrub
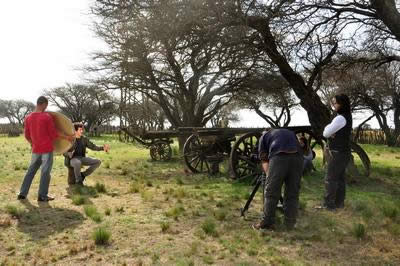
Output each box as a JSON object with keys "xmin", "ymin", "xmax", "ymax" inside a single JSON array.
[{"xmin": 93, "ymin": 227, "xmax": 111, "ymax": 245}]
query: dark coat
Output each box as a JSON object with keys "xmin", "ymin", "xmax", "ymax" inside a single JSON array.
[{"xmin": 63, "ymin": 136, "xmax": 103, "ymax": 167}]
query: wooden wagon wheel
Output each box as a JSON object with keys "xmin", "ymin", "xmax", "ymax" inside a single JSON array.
[
  {"xmin": 183, "ymin": 134, "xmax": 213, "ymax": 173},
  {"xmin": 229, "ymin": 131, "xmax": 263, "ymax": 181},
  {"xmin": 149, "ymin": 140, "xmax": 172, "ymax": 161}
]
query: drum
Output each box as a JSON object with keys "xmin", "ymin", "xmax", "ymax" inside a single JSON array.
[{"xmin": 47, "ymin": 112, "xmax": 75, "ymax": 154}]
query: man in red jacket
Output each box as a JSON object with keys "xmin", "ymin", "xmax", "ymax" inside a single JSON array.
[{"xmin": 18, "ymin": 96, "xmax": 74, "ymax": 201}]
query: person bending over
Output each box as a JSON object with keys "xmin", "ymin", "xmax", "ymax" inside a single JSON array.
[
  {"xmin": 253, "ymin": 129, "xmax": 303, "ymax": 231},
  {"xmin": 64, "ymin": 123, "xmax": 110, "ymax": 185}
]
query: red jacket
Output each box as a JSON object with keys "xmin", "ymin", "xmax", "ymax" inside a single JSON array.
[{"xmin": 24, "ymin": 112, "xmax": 58, "ymax": 153}]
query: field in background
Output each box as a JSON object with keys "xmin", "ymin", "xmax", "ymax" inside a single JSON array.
[{"xmin": 0, "ymin": 135, "xmax": 399, "ymax": 265}]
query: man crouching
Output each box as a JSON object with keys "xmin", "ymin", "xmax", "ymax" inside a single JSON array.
[
  {"xmin": 253, "ymin": 129, "xmax": 303, "ymax": 231},
  {"xmin": 64, "ymin": 123, "xmax": 110, "ymax": 185}
]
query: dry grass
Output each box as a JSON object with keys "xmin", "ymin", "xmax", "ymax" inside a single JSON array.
[{"xmin": 0, "ymin": 135, "xmax": 399, "ymax": 265}]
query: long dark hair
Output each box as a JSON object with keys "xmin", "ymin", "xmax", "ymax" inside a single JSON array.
[
  {"xmin": 298, "ymin": 136, "xmax": 310, "ymax": 154},
  {"xmin": 334, "ymin": 94, "xmax": 351, "ymax": 114}
]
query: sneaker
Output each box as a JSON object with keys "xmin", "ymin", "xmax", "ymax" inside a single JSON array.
[
  {"xmin": 38, "ymin": 196, "xmax": 55, "ymax": 202},
  {"xmin": 17, "ymin": 194, "xmax": 26, "ymax": 200},
  {"xmin": 76, "ymin": 180, "xmax": 84, "ymax": 186},
  {"xmin": 252, "ymin": 222, "xmax": 275, "ymax": 232}
]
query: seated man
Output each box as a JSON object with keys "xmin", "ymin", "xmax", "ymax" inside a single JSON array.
[
  {"xmin": 64, "ymin": 123, "xmax": 110, "ymax": 185},
  {"xmin": 298, "ymin": 136, "xmax": 316, "ymax": 175}
]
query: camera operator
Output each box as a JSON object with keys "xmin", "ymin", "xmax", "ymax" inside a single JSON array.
[{"xmin": 253, "ymin": 129, "xmax": 303, "ymax": 231}]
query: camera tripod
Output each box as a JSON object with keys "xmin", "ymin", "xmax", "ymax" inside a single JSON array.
[{"xmin": 240, "ymin": 173, "xmax": 284, "ymax": 217}]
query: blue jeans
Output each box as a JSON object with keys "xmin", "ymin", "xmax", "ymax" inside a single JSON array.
[{"xmin": 19, "ymin": 152, "xmax": 54, "ymax": 198}]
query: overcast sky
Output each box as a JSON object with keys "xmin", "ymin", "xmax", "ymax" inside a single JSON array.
[
  {"xmin": 0, "ymin": 0, "xmax": 100, "ymax": 102},
  {"xmin": 0, "ymin": 1, "xmax": 380, "ymax": 128}
]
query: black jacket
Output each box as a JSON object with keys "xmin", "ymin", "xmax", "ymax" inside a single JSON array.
[{"xmin": 63, "ymin": 136, "xmax": 103, "ymax": 166}]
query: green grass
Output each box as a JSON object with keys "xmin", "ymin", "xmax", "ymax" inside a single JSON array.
[
  {"xmin": 93, "ymin": 226, "xmax": 111, "ymax": 245},
  {"xmin": 0, "ymin": 135, "xmax": 400, "ymax": 265},
  {"xmin": 84, "ymin": 205, "xmax": 102, "ymax": 223}
]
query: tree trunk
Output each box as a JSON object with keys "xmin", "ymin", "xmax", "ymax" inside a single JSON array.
[{"xmin": 247, "ymin": 17, "xmax": 331, "ymax": 136}]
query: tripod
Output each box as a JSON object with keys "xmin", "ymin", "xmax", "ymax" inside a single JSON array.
[
  {"xmin": 240, "ymin": 173, "xmax": 266, "ymax": 217},
  {"xmin": 240, "ymin": 173, "xmax": 284, "ymax": 217}
]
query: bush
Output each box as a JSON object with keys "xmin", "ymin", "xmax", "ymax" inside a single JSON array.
[{"xmin": 93, "ymin": 227, "xmax": 111, "ymax": 245}]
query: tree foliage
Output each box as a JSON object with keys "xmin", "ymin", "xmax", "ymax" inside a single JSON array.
[
  {"xmin": 0, "ymin": 99, "xmax": 35, "ymax": 125},
  {"xmin": 90, "ymin": 0, "xmax": 263, "ymax": 128},
  {"xmin": 43, "ymin": 84, "xmax": 117, "ymax": 131}
]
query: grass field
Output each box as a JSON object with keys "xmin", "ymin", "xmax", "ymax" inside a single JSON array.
[{"xmin": 0, "ymin": 135, "xmax": 399, "ymax": 265}]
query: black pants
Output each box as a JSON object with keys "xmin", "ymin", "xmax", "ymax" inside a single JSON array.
[
  {"xmin": 324, "ymin": 150, "xmax": 351, "ymax": 209},
  {"xmin": 262, "ymin": 153, "xmax": 303, "ymax": 227}
]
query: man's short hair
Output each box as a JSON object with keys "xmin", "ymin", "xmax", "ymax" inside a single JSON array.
[
  {"xmin": 73, "ymin": 122, "xmax": 84, "ymax": 131},
  {"xmin": 36, "ymin": 96, "xmax": 48, "ymax": 105}
]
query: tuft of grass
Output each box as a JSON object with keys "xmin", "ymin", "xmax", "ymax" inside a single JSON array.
[
  {"xmin": 173, "ymin": 187, "xmax": 187, "ymax": 199},
  {"xmin": 201, "ymin": 218, "xmax": 218, "ymax": 237},
  {"xmin": 381, "ymin": 204, "xmax": 398, "ymax": 219},
  {"xmin": 95, "ymin": 182, "xmax": 107, "ymax": 193},
  {"xmin": 140, "ymin": 190, "xmax": 154, "ymax": 202},
  {"xmin": 115, "ymin": 206, "xmax": 125, "ymax": 213},
  {"xmin": 71, "ymin": 195, "xmax": 86, "ymax": 205},
  {"xmin": 165, "ymin": 205, "xmax": 185, "ymax": 220},
  {"xmin": 214, "ymin": 209, "xmax": 227, "ymax": 221},
  {"xmin": 104, "ymin": 208, "xmax": 111, "ymax": 216},
  {"xmin": 129, "ymin": 182, "xmax": 142, "ymax": 193},
  {"xmin": 352, "ymin": 223, "xmax": 366, "ymax": 240},
  {"xmin": 93, "ymin": 227, "xmax": 111, "ymax": 245},
  {"xmin": 176, "ymin": 177, "xmax": 184, "ymax": 185},
  {"xmin": 84, "ymin": 205, "xmax": 102, "ymax": 223},
  {"xmin": 5, "ymin": 204, "xmax": 24, "ymax": 218},
  {"xmin": 160, "ymin": 221, "xmax": 170, "ymax": 233}
]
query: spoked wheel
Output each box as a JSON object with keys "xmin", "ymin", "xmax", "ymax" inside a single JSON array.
[
  {"xmin": 230, "ymin": 131, "xmax": 263, "ymax": 181},
  {"xmin": 183, "ymin": 134, "xmax": 211, "ymax": 173},
  {"xmin": 149, "ymin": 141, "xmax": 172, "ymax": 161}
]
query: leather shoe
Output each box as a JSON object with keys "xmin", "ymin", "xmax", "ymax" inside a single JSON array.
[
  {"xmin": 17, "ymin": 194, "xmax": 26, "ymax": 200},
  {"xmin": 38, "ymin": 196, "xmax": 55, "ymax": 202}
]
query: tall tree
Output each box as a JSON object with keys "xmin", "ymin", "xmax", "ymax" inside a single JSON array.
[
  {"xmin": 325, "ymin": 61, "xmax": 400, "ymax": 146},
  {"xmin": 0, "ymin": 99, "xmax": 35, "ymax": 125},
  {"xmin": 90, "ymin": 0, "xmax": 263, "ymax": 129}
]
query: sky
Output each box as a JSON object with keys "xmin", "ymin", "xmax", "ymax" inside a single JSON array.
[
  {"xmin": 0, "ymin": 0, "xmax": 100, "ymax": 102},
  {"xmin": 0, "ymin": 1, "xmax": 381, "ymax": 128}
]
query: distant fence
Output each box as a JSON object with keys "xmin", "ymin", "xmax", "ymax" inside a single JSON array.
[{"xmin": 353, "ymin": 129, "xmax": 400, "ymax": 146}]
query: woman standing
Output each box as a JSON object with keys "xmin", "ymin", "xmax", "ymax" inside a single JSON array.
[{"xmin": 320, "ymin": 94, "xmax": 352, "ymax": 210}]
